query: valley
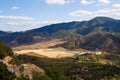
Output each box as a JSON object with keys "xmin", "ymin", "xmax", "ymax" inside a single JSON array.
[
  {"xmin": 13, "ymin": 39, "xmax": 74, "ymax": 58},
  {"xmin": 13, "ymin": 39, "xmax": 102, "ymax": 58},
  {"xmin": 1, "ymin": 17, "xmax": 120, "ymax": 54},
  {"xmin": 1, "ymin": 0, "xmax": 120, "ymax": 79},
  {"xmin": 0, "ymin": 17, "xmax": 120, "ymax": 80},
  {"xmin": 14, "ymin": 48, "xmax": 75, "ymax": 58}
]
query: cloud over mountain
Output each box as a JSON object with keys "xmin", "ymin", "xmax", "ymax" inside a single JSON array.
[{"xmin": 69, "ymin": 8, "xmax": 120, "ymax": 19}]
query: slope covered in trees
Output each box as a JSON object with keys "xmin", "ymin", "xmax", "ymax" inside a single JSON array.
[
  {"xmin": 0, "ymin": 62, "xmax": 16, "ymax": 80},
  {"xmin": 0, "ymin": 40, "xmax": 16, "ymax": 80},
  {"xmin": 0, "ymin": 40, "xmax": 13, "ymax": 59},
  {"xmin": 16, "ymin": 53, "xmax": 120, "ymax": 80},
  {"xmin": 0, "ymin": 40, "xmax": 51, "ymax": 80}
]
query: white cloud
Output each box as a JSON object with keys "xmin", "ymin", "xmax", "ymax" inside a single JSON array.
[
  {"xmin": 12, "ymin": 6, "xmax": 20, "ymax": 10},
  {"xmin": 69, "ymin": 10, "xmax": 92, "ymax": 17},
  {"xmin": 94, "ymin": 9, "xmax": 120, "ymax": 18},
  {"xmin": 112, "ymin": 4, "xmax": 120, "ymax": 8},
  {"xmin": 0, "ymin": 16, "xmax": 33, "ymax": 20},
  {"xmin": 99, "ymin": 0, "xmax": 110, "ymax": 4},
  {"xmin": 69, "ymin": 8, "xmax": 120, "ymax": 19},
  {"xmin": 0, "ymin": 20, "xmax": 62, "ymax": 31},
  {"xmin": 45, "ymin": 0, "xmax": 73, "ymax": 5},
  {"xmin": 80, "ymin": 0, "xmax": 95, "ymax": 5}
]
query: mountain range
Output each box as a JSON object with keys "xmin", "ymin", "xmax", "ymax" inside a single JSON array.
[
  {"xmin": 0, "ymin": 30, "xmax": 9, "ymax": 37},
  {"xmin": 0, "ymin": 17, "xmax": 120, "ymax": 54}
]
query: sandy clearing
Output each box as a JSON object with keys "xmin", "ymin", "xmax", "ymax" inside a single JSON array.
[
  {"xmin": 14, "ymin": 48, "xmax": 75, "ymax": 58},
  {"xmin": 13, "ymin": 39, "xmax": 76, "ymax": 58}
]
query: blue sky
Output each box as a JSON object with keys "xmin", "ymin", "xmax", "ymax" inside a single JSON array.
[{"xmin": 0, "ymin": 0, "xmax": 120, "ymax": 31}]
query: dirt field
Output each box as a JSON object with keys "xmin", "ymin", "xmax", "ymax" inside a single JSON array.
[
  {"xmin": 13, "ymin": 39, "xmax": 76, "ymax": 58},
  {"xmin": 14, "ymin": 48, "xmax": 75, "ymax": 58}
]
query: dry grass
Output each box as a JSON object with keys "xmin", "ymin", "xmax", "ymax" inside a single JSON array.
[
  {"xmin": 13, "ymin": 39, "xmax": 76, "ymax": 58},
  {"xmin": 14, "ymin": 48, "xmax": 75, "ymax": 58}
]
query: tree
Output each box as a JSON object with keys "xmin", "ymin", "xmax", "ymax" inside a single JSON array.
[
  {"xmin": 0, "ymin": 40, "xmax": 13, "ymax": 59},
  {"xmin": 0, "ymin": 62, "xmax": 16, "ymax": 80},
  {"xmin": 17, "ymin": 74, "xmax": 30, "ymax": 80},
  {"xmin": 46, "ymin": 68, "xmax": 69, "ymax": 80},
  {"xmin": 32, "ymin": 71, "xmax": 51, "ymax": 80}
]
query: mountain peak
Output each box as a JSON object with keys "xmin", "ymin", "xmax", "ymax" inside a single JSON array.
[
  {"xmin": 87, "ymin": 16, "xmax": 117, "ymax": 25},
  {"xmin": 91, "ymin": 16, "xmax": 115, "ymax": 22}
]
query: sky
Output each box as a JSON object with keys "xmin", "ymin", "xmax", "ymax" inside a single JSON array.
[{"xmin": 0, "ymin": 0, "xmax": 120, "ymax": 31}]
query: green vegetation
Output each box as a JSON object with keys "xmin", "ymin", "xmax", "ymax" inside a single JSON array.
[
  {"xmin": 0, "ymin": 40, "xmax": 13, "ymax": 59},
  {"xmin": 1, "ymin": 39, "xmax": 120, "ymax": 80},
  {"xmin": 0, "ymin": 62, "xmax": 16, "ymax": 80},
  {"xmin": 16, "ymin": 74, "xmax": 30, "ymax": 80},
  {"xmin": 0, "ymin": 40, "xmax": 16, "ymax": 80},
  {"xmin": 16, "ymin": 53, "xmax": 120, "ymax": 80},
  {"xmin": 62, "ymin": 32, "xmax": 120, "ymax": 53},
  {"xmin": 32, "ymin": 71, "xmax": 51, "ymax": 80}
]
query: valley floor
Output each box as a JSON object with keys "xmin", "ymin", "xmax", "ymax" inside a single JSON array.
[{"xmin": 14, "ymin": 48, "xmax": 75, "ymax": 58}]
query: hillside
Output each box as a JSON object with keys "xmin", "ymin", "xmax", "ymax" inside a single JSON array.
[
  {"xmin": 0, "ymin": 17, "xmax": 120, "ymax": 53},
  {"xmin": 0, "ymin": 40, "xmax": 46, "ymax": 80},
  {"xmin": 1, "ymin": 34, "xmax": 120, "ymax": 80},
  {"xmin": 0, "ymin": 30, "xmax": 9, "ymax": 37},
  {"xmin": 16, "ymin": 53, "xmax": 120, "ymax": 80},
  {"xmin": 62, "ymin": 32, "xmax": 120, "ymax": 53}
]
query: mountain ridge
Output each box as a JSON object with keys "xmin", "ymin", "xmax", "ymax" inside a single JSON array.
[
  {"xmin": 0, "ymin": 30, "xmax": 9, "ymax": 37},
  {"xmin": 0, "ymin": 16, "xmax": 120, "ymax": 54}
]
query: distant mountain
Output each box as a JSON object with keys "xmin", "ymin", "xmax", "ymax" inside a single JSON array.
[
  {"xmin": 0, "ymin": 16, "xmax": 120, "ymax": 53},
  {"xmin": 0, "ymin": 21, "xmax": 80, "ymax": 46},
  {"xmin": 0, "ymin": 30, "xmax": 9, "ymax": 37}
]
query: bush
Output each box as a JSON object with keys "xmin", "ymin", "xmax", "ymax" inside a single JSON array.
[
  {"xmin": 0, "ymin": 40, "xmax": 13, "ymax": 59},
  {"xmin": 32, "ymin": 71, "xmax": 51, "ymax": 80},
  {"xmin": 0, "ymin": 62, "xmax": 16, "ymax": 80}
]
